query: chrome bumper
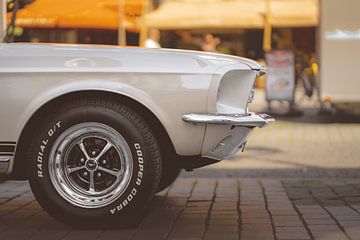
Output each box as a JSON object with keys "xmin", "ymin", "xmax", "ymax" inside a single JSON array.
[
  {"xmin": 182, "ymin": 112, "xmax": 274, "ymax": 160},
  {"xmin": 182, "ymin": 113, "xmax": 275, "ymax": 128}
]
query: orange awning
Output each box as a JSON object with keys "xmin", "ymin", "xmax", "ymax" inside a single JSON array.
[
  {"xmin": 146, "ymin": 0, "xmax": 318, "ymax": 29},
  {"xmin": 7, "ymin": 0, "xmax": 147, "ymax": 32}
]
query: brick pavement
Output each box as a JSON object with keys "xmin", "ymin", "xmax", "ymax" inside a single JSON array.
[{"xmin": 1, "ymin": 178, "xmax": 360, "ymax": 240}]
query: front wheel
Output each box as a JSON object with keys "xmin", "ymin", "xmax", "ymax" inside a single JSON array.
[{"xmin": 26, "ymin": 98, "xmax": 161, "ymax": 228}]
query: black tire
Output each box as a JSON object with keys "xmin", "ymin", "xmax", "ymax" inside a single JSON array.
[
  {"xmin": 156, "ymin": 162, "xmax": 181, "ymax": 193},
  {"xmin": 26, "ymin": 97, "xmax": 161, "ymax": 228}
]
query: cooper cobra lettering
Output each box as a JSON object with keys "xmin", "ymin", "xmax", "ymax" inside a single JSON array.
[{"xmin": 110, "ymin": 143, "xmax": 143, "ymax": 214}]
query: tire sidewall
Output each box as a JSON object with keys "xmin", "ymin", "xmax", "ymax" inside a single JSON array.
[{"xmin": 28, "ymin": 104, "xmax": 157, "ymax": 223}]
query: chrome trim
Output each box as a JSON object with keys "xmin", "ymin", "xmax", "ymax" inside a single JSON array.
[
  {"xmin": 248, "ymin": 86, "xmax": 255, "ymax": 103},
  {"xmin": 0, "ymin": 156, "xmax": 10, "ymax": 162},
  {"xmin": 0, "ymin": 142, "xmax": 16, "ymax": 156},
  {"xmin": 183, "ymin": 113, "xmax": 275, "ymax": 128},
  {"xmin": 49, "ymin": 122, "xmax": 133, "ymax": 209},
  {"xmin": 0, "ymin": 156, "xmax": 10, "ymax": 173},
  {"xmin": 258, "ymin": 65, "xmax": 267, "ymax": 77},
  {"xmin": 0, "ymin": 152, "xmax": 14, "ymax": 155},
  {"xmin": 0, "ymin": 141, "xmax": 16, "ymax": 144}
]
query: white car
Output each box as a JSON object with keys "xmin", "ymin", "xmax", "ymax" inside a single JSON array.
[{"xmin": 0, "ymin": 43, "xmax": 273, "ymax": 227}]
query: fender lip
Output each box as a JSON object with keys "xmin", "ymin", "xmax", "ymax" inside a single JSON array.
[{"xmin": 182, "ymin": 112, "xmax": 275, "ymax": 128}]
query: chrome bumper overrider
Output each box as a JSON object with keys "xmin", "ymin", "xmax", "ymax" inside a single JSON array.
[{"xmin": 182, "ymin": 113, "xmax": 275, "ymax": 128}]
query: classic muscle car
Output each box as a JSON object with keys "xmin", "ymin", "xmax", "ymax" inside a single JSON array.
[{"xmin": 0, "ymin": 43, "xmax": 273, "ymax": 227}]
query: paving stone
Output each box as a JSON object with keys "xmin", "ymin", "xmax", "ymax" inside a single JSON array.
[
  {"xmin": 303, "ymin": 218, "xmax": 336, "ymax": 225},
  {"xmin": 302, "ymin": 214, "xmax": 332, "ymax": 219},
  {"xmin": 241, "ymin": 231, "xmax": 274, "ymax": 239},
  {"xmin": 275, "ymin": 226, "xmax": 308, "ymax": 234},
  {"xmin": 276, "ymin": 232, "xmax": 311, "ymax": 240}
]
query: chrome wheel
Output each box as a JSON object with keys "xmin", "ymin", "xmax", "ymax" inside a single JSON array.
[{"xmin": 49, "ymin": 122, "xmax": 133, "ymax": 208}]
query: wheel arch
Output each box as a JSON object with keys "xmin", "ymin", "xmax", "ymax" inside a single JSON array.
[{"xmin": 11, "ymin": 90, "xmax": 176, "ymax": 180}]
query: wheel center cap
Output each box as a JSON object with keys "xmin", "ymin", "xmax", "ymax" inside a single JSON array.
[{"xmin": 85, "ymin": 159, "xmax": 98, "ymax": 171}]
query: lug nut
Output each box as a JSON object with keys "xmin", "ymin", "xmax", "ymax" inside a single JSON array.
[
  {"xmin": 102, "ymin": 160, "xmax": 106, "ymax": 164},
  {"xmin": 83, "ymin": 172, "xmax": 88, "ymax": 176},
  {"xmin": 97, "ymin": 173, "xmax": 102, "ymax": 177},
  {"xmin": 80, "ymin": 158, "xmax": 85, "ymax": 163},
  {"xmin": 92, "ymin": 151, "xmax": 96, "ymax": 156}
]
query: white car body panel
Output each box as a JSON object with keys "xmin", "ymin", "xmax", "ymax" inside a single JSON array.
[{"xmin": 0, "ymin": 43, "xmax": 269, "ymax": 174}]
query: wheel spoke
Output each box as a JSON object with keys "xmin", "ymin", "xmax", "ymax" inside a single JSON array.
[
  {"xmin": 78, "ymin": 141, "xmax": 90, "ymax": 159},
  {"xmin": 89, "ymin": 171, "xmax": 95, "ymax": 193},
  {"xmin": 98, "ymin": 166, "xmax": 119, "ymax": 177},
  {"xmin": 67, "ymin": 165, "xmax": 86, "ymax": 173},
  {"xmin": 95, "ymin": 141, "xmax": 113, "ymax": 161}
]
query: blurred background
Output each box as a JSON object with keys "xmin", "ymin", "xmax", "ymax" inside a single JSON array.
[{"xmin": 1, "ymin": 0, "xmax": 360, "ymax": 177}]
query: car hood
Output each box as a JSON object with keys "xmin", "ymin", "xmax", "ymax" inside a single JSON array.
[
  {"xmin": 157, "ymin": 48, "xmax": 262, "ymax": 70},
  {"xmin": 1, "ymin": 43, "xmax": 262, "ymax": 74}
]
